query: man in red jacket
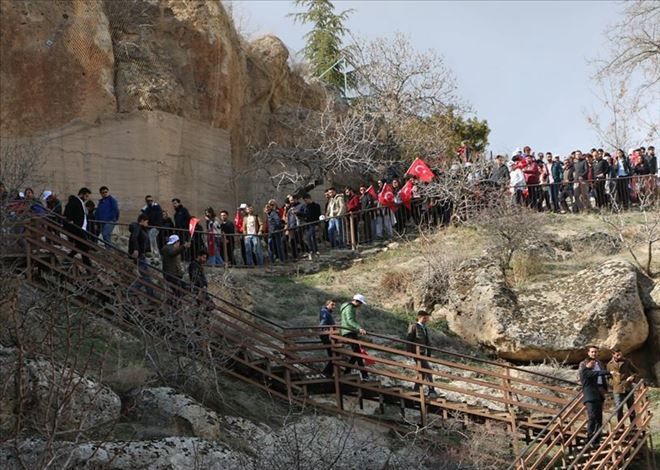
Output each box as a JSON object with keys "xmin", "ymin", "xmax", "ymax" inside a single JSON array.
[{"xmin": 523, "ymin": 153, "xmax": 541, "ymax": 210}]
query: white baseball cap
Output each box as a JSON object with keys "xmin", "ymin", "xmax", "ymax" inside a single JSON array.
[
  {"xmin": 167, "ymin": 234, "xmax": 180, "ymax": 245},
  {"xmin": 352, "ymin": 294, "xmax": 367, "ymax": 305},
  {"xmin": 42, "ymin": 190, "xmax": 53, "ymax": 200},
  {"xmin": 239, "ymin": 203, "xmax": 248, "ymax": 209}
]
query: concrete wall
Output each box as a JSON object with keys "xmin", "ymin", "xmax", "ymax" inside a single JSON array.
[{"xmin": 28, "ymin": 111, "xmax": 236, "ymax": 221}]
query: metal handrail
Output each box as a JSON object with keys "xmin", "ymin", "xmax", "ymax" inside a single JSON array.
[
  {"xmin": 507, "ymin": 392, "xmax": 585, "ymax": 470},
  {"xmin": 285, "ymin": 325, "xmax": 577, "ymax": 388},
  {"xmin": 566, "ymin": 380, "xmax": 649, "ymax": 470}
]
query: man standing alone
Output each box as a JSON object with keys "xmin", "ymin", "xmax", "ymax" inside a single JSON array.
[
  {"xmin": 406, "ymin": 311, "xmax": 437, "ymax": 398},
  {"xmin": 96, "ymin": 186, "xmax": 119, "ymax": 247}
]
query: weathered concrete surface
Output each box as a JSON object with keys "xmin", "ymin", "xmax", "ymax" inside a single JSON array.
[{"xmin": 24, "ymin": 110, "xmax": 234, "ymax": 218}]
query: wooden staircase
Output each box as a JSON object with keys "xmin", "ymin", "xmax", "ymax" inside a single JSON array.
[{"xmin": 2, "ymin": 215, "xmax": 655, "ymax": 468}]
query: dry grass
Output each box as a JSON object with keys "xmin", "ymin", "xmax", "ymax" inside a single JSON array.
[
  {"xmin": 379, "ymin": 270, "xmax": 413, "ymax": 292},
  {"xmin": 511, "ymin": 251, "xmax": 544, "ymax": 286}
]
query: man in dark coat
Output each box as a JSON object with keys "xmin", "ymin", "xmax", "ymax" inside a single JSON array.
[
  {"xmin": 63, "ymin": 187, "xmax": 92, "ymax": 266},
  {"xmin": 128, "ymin": 214, "xmax": 153, "ymax": 297},
  {"xmin": 579, "ymin": 346, "xmax": 611, "ymax": 443},
  {"xmin": 581, "ymin": 359, "xmax": 612, "ymax": 443},
  {"xmin": 406, "ymin": 311, "xmax": 437, "ymax": 398},
  {"xmin": 318, "ymin": 299, "xmax": 336, "ymax": 377}
]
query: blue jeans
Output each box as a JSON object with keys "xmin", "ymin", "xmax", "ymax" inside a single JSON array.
[
  {"xmin": 128, "ymin": 257, "xmax": 154, "ymax": 297},
  {"xmin": 245, "ymin": 235, "xmax": 263, "ymax": 266},
  {"xmin": 328, "ymin": 218, "xmax": 343, "ymax": 248},
  {"xmin": 100, "ymin": 222, "xmax": 115, "ymax": 246},
  {"xmin": 269, "ymin": 232, "xmax": 285, "ymax": 262},
  {"xmin": 306, "ymin": 225, "xmax": 318, "ymax": 253}
]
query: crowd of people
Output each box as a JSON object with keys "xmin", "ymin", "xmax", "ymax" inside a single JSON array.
[
  {"xmin": 492, "ymin": 145, "xmax": 657, "ymax": 212},
  {"xmin": 2, "ymin": 144, "xmax": 657, "ymax": 278}
]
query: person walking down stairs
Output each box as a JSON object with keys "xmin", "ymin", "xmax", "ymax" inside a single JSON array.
[
  {"xmin": 340, "ymin": 294, "xmax": 370, "ymax": 380},
  {"xmin": 406, "ymin": 310, "xmax": 437, "ymax": 399}
]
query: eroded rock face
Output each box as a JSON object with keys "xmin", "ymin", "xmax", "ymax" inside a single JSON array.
[
  {"xmin": 447, "ymin": 259, "xmax": 649, "ymax": 362},
  {"xmin": 0, "ymin": 0, "xmax": 116, "ymax": 135},
  {"xmin": 0, "ymin": 347, "xmax": 121, "ymax": 435},
  {"xmin": 129, "ymin": 387, "xmax": 221, "ymax": 440}
]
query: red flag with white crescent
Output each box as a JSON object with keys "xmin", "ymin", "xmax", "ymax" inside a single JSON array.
[
  {"xmin": 188, "ymin": 217, "xmax": 199, "ymax": 236},
  {"xmin": 378, "ymin": 183, "xmax": 397, "ymax": 210},
  {"xmin": 405, "ymin": 157, "xmax": 435, "ymax": 182},
  {"xmin": 398, "ymin": 179, "xmax": 414, "ymax": 209}
]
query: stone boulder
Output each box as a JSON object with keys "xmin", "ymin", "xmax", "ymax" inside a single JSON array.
[
  {"xmin": 447, "ymin": 259, "xmax": 648, "ymax": 362},
  {"xmin": 0, "ymin": 347, "xmax": 121, "ymax": 435},
  {"xmin": 0, "ymin": 437, "xmax": 243, "ymax": 470},
  {"xmin": 128, "ymin": 387, "xmax": 221, "ymax": 440}
]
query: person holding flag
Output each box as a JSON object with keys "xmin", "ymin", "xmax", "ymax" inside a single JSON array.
[
  {"xmin": 405, "ymin": 157, "xmax": 435, "ymax": 183},
  {"xmin": 375, "ymin": 179, "xmax": 396, "ymax": 240}
]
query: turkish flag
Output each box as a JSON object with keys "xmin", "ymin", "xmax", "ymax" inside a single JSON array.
[
  {"xmin": 406, "ymin": 157, "xmax": 435, "ymax": 182},
  {"xmin": 398, "ymin": 179, "xmax": 414, "ymax": 209},
  {"xmin": 366, "ymin": 185, "xmax": 378, "ymax": 200},
  {"xmin": 378, "ymin": 183, "xmax": 397, "ymax": 210},
  {"xmin": 188, "ymin": 217, "xmax": 199, "ymax": 236}
]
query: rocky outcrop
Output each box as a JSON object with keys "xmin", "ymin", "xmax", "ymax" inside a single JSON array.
[
  {"xmin": 128, "ymin": 387, "xmax": 221, "ymax": 440},
  {"xmin": 0, "ymin": 0, "xmax": 116, "ymax": 136},
  {"xmin": 1, "ymin": 437, "xmax": 244, "ymax": 470},
  {"xmin": 0, "ymin": 347, "xmax": 121, "ymax": 435},
  {"xmin": 447, "ymin": 259, "xmax": 649, "ymax": 362},
  {"xmin": 0, "ymin": 0, "xmax": 333, "ymax": 217}
]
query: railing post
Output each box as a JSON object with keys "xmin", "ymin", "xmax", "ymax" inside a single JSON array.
[
  {"xmin": 332, "ymin": 333, "xmax": 343, "ymax": 411},
  {"xmin": 25, "ymin": 219, "xmax": 32, "ymax": 282},
  {"xmin": 349, "ymin": 214, "xmax": 356, "ymax": 251},
  {"xmin": 415, "ymin": 344, "xmax": 428, "ymax": 428},
  {"xmin": 503, "ymin": 367, "xmax": 518, "ymax": 445},
  {"xmin": 222, "ymin": 234, "xmax": 229, "ymax": 267}
]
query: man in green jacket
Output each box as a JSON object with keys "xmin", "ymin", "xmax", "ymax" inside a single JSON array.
[{"xmin": 340, "ymin": 294, "xmax": 369, "ymax": 379}]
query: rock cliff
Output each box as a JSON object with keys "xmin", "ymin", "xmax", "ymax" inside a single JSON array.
[
  {"xmin": 0, "ymin": 0, "xmax": 331, "ymax": 217},
  {"xmin": 447, "ymin": 259, "xmax": 649, "ymax": 362}
]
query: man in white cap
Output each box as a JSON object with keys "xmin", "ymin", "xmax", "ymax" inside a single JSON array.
[
  {"xmin": 340, "ymin": 294, "xmax": 371, "ymax": 380},
  {"xmin": 161, "ymin": 234, "xmax": 190, "ymax": 296}
]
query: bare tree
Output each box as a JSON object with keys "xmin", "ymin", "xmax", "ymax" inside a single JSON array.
[
  {"xmin": 349, "ymin": 32, "xmax": 465, "ymax": 161},
  {"xmin": 596, "ymin": 0, "xmax": 660, "ymax": 89},
  {"xmin": 600, "ymin": 190, "xmax": 659, "ymax": 277},
  {"xmin": 589, "ymin": 1, "xmax": 660, "ymax": 146}
]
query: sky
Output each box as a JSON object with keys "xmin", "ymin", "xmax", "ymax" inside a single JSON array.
[{"xmin": 231, "ymin": 0, "xmax": 628, "ymax": 156}]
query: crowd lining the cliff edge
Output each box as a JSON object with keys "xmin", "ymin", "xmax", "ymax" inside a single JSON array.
[{"xmin": 2, "ymin": 144, "xmax": 657, "ymax": 270}]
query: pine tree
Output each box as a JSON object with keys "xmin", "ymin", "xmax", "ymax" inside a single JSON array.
[{"xmin": 290, "ymin": 0, "xmax": 352, "ymax": 94}]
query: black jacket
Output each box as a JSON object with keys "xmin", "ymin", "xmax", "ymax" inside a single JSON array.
[
  {"xmin": 646, "ymin": 155, "xmax": 657, "ymax": 175},
  {"xmin": 174, "ymin": 206, "xmax": 191, "ymax": 230},
  {"xmin": 300, "ymin": 201, "xmax": 322, "ymax": 223},
  {"xmin": 406, "ymin": 322, "xmax": 431, "ymax": 356},
  {"xmin": 592, "ymin": 159, "xmax": 610, "ymax": 179},
  {"xmin": 188, "ymin": 259, "xmax": 207, "ymax": 289},
  {"xmin": 580, "ymin": 367, "xmax": 611, "ymax": 403},
  {"xmin": 128, "ymin": 222, "xmax": 150, "ymax": 258},
  {"xmin": 574, "ymin": 159, "xmax": 588, "ymax": 180},
  {"xmin": 142, "ymin": 202, "xmax": 163, "ymax": 226},
  {"xmin": 63, "ymin": 195, "xmax": 86, "ymax": 229}
]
